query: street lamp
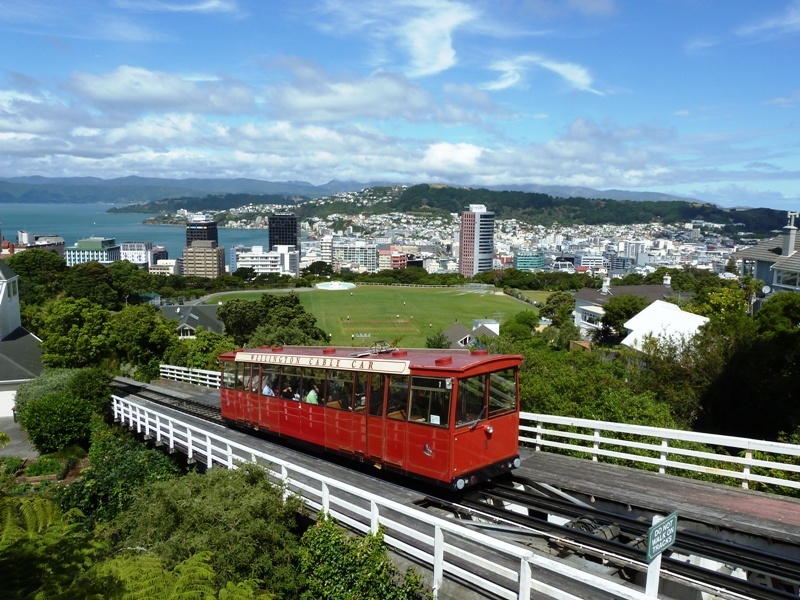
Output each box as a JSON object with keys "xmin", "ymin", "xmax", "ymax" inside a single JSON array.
[{"xmin": 125, "ymin": 294, "xmax": 129, "ymax": 307}]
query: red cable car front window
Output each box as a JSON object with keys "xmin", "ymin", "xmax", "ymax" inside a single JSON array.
[
  {"xmin": 488, "ymin": 368, "xmax": 517, "ymax": 418},
  {"xmin": 455, "ymin": 375, "xmax": 486, "ymax": 427}
]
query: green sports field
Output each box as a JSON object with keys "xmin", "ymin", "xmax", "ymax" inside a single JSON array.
[{"xmin": 215, "ymin": 285, "xmax": 534, "ymax": 347}]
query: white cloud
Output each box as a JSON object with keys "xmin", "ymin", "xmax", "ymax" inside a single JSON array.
[
  {"xmin": 764, "ymin": 90, "xmax": 800, "ymax": 107},
  {"xmin": 423, "ymin": 142, "xmax": 483, "ymax": 170},
  {"xmin": 314, "ymin": 1, "xmax": 477, "ymax": 77},
  {"xmin": 483, "ymin": 54, "xmax": 602, "ymax": 95},
  {"xmin": 112, "ymin": 0, "xmax": 240, "ymax": 13},
  {"xmin": 68, "ymin": 66, "xmax": 254, "ymax": 113},
  {"xmin": 736, "ymin": 0, "xmax": 800, "ymax": 38}
]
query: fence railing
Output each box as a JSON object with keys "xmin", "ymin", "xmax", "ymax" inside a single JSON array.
[
  {"xmin": 158, "ymin": 365, "xmax": 221, "ymax": 388},
  {"xmin": 520, "ymin": 412, "xmax": 800, "ymax": 491},
  {"xmin": 112, "ymin": 395, "xmax": 650, "ymax": 600}
]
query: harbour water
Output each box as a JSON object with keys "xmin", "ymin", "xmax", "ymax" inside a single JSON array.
[{"xmin": 0, "ymin": 203, "xmax": 270, "ymax": 259}]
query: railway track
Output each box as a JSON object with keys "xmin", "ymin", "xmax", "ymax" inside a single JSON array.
[
  {"xmin": 433, "ymin": 479, "xmax": 800, "ymax": 600},
  {"xmin": 111, "ymin": 380, "xmax": 224, "ymax": 424}
]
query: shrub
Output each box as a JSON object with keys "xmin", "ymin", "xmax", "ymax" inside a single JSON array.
[{"xmin": 25, "ymin": 457, "xmax": 62, "ymax": 477}]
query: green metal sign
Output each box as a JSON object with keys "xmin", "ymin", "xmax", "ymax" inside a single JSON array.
[{"xmin": 646, "ymin": 512, "xmax": 678, "ymax": 563}]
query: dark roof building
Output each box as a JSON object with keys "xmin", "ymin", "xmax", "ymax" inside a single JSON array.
[
  {"xmin": 735, "ymin": 213, "xmax": 800, "ymax": 296},
  {"xmin": 161, "ymin": 304, "xmax": 224, "ymax": 339}
]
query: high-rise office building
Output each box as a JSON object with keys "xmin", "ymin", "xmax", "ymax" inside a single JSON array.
[
  {"xmin": 183, "ymin": 240, "xmax": 225, "ymax": 278},
  {"xmin": 186, "ymin": 214, "xmax": 218, "ymax": 247},
  {"xmin": 458, "ymin": 204, "xmax": 495, "ymax": 277},
  {"xmin": 268, "ymin": 214, "xmax": 299, "ymax": 249}
]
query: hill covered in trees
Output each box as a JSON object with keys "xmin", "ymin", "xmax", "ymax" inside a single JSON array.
[{"xmin": 393, "ymin": 185, "xmax": 788, "ymax": 233}]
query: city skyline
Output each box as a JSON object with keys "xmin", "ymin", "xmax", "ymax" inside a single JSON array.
[{"xmin": 0, "ymin": 1, "xmax": 798, "ymax": 210}]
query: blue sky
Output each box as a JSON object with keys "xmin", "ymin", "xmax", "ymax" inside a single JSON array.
[{"xmin": 0, "ymin": 0, "xmax": 798, "ymax": 209}]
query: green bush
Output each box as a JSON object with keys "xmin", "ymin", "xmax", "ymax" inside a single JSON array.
[
  {"xmin": 25, "ymin": 457, "xmax": 62, "ymax": 477},
  {"xmin": 0, "ymin": 456, "xmax": 25, "ymax": 474},
  {"xmin": 16, "ymin": 368, "xmax": 113, "ymax": 455},
  {"xmin": 56, "ymin": 418, "xmax": 180, "ymax": 524}
]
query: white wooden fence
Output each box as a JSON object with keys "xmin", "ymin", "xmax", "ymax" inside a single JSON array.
[
  {"xmin": 112, "ymin": 395, "xmax": 651, "ymax": 600},
  {"xmin": 520, "ymin": 413, "xmax": 800, "ymax": 491},
  {"xmin": 158, "ymin": 365, "xmax": 221, "ymax": 388}
]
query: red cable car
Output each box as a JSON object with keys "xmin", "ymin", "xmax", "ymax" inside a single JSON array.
[{"xmin": 219, "ymin": 344, "xmax": 523, "ymax": 490}]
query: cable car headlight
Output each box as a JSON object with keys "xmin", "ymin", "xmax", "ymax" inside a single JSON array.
[
  {"xmin": 513, "ymin": 458, "xmax": 521, "ymax": 468},
  {"xmin": 455, "ymin": 478, "xmax": 465, "ymax": 490}
]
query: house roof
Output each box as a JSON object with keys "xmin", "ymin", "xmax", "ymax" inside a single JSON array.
[
  {"xmin": 0, "ymin": 261, "xmax": 17, "ymax": 281},
  {"xmin": 735, "ymin": 233, "xmax": 800, "ymax": 266},
  {"xmin": 160, "ymin": 304, "xmax": 224, "ymax": 335},
  {"xmin": 574, "ymin": 284, "xmax": 690, "ymax": 306},
  {"xmin": 442, "ymin": 322, "xmax": 472, "ymax": 349},
  {"xmin": 0, "ymin": 327, "xmax": 43, "ymax": 382},
  {"xmin": 472, "ymin": 324, "xmax": 499, "ymax": 339},
  {"xmin": 621, "ymin": 300, "xmax": 709, "ymax": 351}
]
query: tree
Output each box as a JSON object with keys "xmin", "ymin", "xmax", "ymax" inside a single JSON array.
[
  {"xmin": 754, "ymin": 292, "xmax": 800, "ymax": 336},
  {"xmin": 425, "ymin": 329, "xmax": 449, "ymax": 349},
  {"xmin": 300, "ymin": 517, "xmax": 429, "ymax": 600},
  {"xmin": 596, "ymin": 294, "xmax": 648, "ymax": 344},
  {"xmin": 61, "ymin": 261, "xmax": 118, "ymax": 309},
  {"xmin": 107, "ymin": 259, "xmax": 154, "ymax": 303},
  {"xmin": 539, "ymin": 292, "xmax": 575, "ymax": 328},
  {"xmin": 232, "ymin": 266, "xmax": 257, "ymax": 284},
  {"xmin": 4, "ymin": 247, "xmax": 66, "ymax": 305},
  {"xmin": 108, "ymin": 305, "xmax": 176, "ymax": 380},
  {"xmin": 113, "ymin": 464, "xmax": 304, "ymax": 597},
  {"xmin": 37, "ymin": 297, "xmax": 112, "ymax": 367},
  {"xmin": 16, "ymin": 368, "xmax": 111, "ymax": 454},
  {"xmin": 217, "ymin": 299, "xmax": 265, "ymax": 347},
  {"xmin": 57, "ymin": 418, "xmax": 179, "ymax": 524},
  {"xmin": 302, "ymin": 261, "xmax": 334, "ymax": 277}
]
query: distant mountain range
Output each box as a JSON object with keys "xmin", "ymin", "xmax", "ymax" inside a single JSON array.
[{"xmin": 0, "ymin": 175, "xmax": 699, "ymax": 205}]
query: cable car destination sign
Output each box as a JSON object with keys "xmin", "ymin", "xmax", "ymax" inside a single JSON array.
[{"xmin": 646, "ymin": 511, "xmax": 678, "ymax": 563}]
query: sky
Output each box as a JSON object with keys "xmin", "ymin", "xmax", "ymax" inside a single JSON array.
[{"xmin": 0, "ymin": 0, "xmax": 798, "ymax": 210}]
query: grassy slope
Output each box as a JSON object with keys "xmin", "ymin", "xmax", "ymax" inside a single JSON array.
[{"xmin": 216, "ymin": 285, "xmax": 534, "ymax": 347}]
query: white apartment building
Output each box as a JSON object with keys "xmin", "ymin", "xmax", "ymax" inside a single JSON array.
[
  {"xmin": 150, "ymin": 259, "xmax": 183, "ymax": 276},
  {"xmin": 65, "ymin": 237, "xmax": 121, "ymax": 267},
  {"xmin": 331, "ymin": 239, "xmax": 378, "ymax": 272},
  {"xmin": 232, "ymin": 245, "xmax": 300, "ymax": 277}
]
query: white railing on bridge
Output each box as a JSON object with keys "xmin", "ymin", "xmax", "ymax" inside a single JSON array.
[
  {"xmin": 159, "ymin": 365, "xmax": 221, "ymax": 388},
  {"xmin": 155, "ymin": 365, "xmax": 800, "ymax": 491},
  {"xmin": 112, "ymin": 395, "xmax": 650, "ymax": 600},
  {"xmin": 520, "ymin": 412, "xmax": 800, "ymax": 491}
]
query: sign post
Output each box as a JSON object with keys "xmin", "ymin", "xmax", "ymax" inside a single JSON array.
[{"xmin": 645, "ymin": 512, "xmax": 678, "ymax": 597}]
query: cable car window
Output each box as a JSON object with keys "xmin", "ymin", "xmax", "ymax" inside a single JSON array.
[
  {"xmin": 233, "ymin": 362, "xmax": 246, "ymax": 391},
  {"xmin": 261, "ymin": 365, "xmax": 279, "ymax": 397},
  {"xmin": 368, "ymin": 374, "xmax": 387, "ymax": 417},
  {"xmin": 409, "ymin": 377, "xmax": 451, "ymax": 427},
  {"xmin": 353, "ymin": 372, "xmax": 367, "ymax": 412},
  {"xmin": 488, "ymin": 368, "xmax": 517, "ymax": 417},
  {"xmin": 325, "ymin": 369, "xmax": 355, "ymax": 410},
  {"xmin": 221, "ymin": 361, "xmax": 237, "ymax": 389},
  {"xmin": 243, "ymin": 363, "xmax": 260, "ymax": 393},
  {"xmin": 303, "ymin": 368, "xmax": 326, "ymax": 405},
  {"xmin": 280, "ymin": 367, "xmax": 304, "ymax": 401},
  {"xmin": 387, "ymin": 375, "xmax": 409, "ymax": 421},
  {"xmin": 456, "ymin": 375, "xmax": 486, "ymax": 427}
]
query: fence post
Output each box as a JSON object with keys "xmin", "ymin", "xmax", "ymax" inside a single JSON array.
[
  {"xmin": 593, "ymin": 428, "xmax": 600, "ymax": 462},
  {"xmin": 518, "ymin": 558, "xmax": 531, "ymax": 600},
  {"xmin": 433, "ymin": 525, "xmax": 444, "ymax": 599},
  {"xmin": 659, "ymin": 438, "xmax": 668, "ymax": 475},
  {"xmin": 370, "ymin": 500, "xmax": 380, "ymax": 535},
  {"xmin": 206, "ymin": 435, "xmax": 213, "ymax": 468},
  {"xmin": 742, "ymin": 449, "xmax": 752, "ymax": 490},
  {"xmin": 535, "ymin": 418, "xmax": 543, "ymax": 451},
  {"xmin": 322, "ymin": 482, "xmax": 330, "ymax": 516}
]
